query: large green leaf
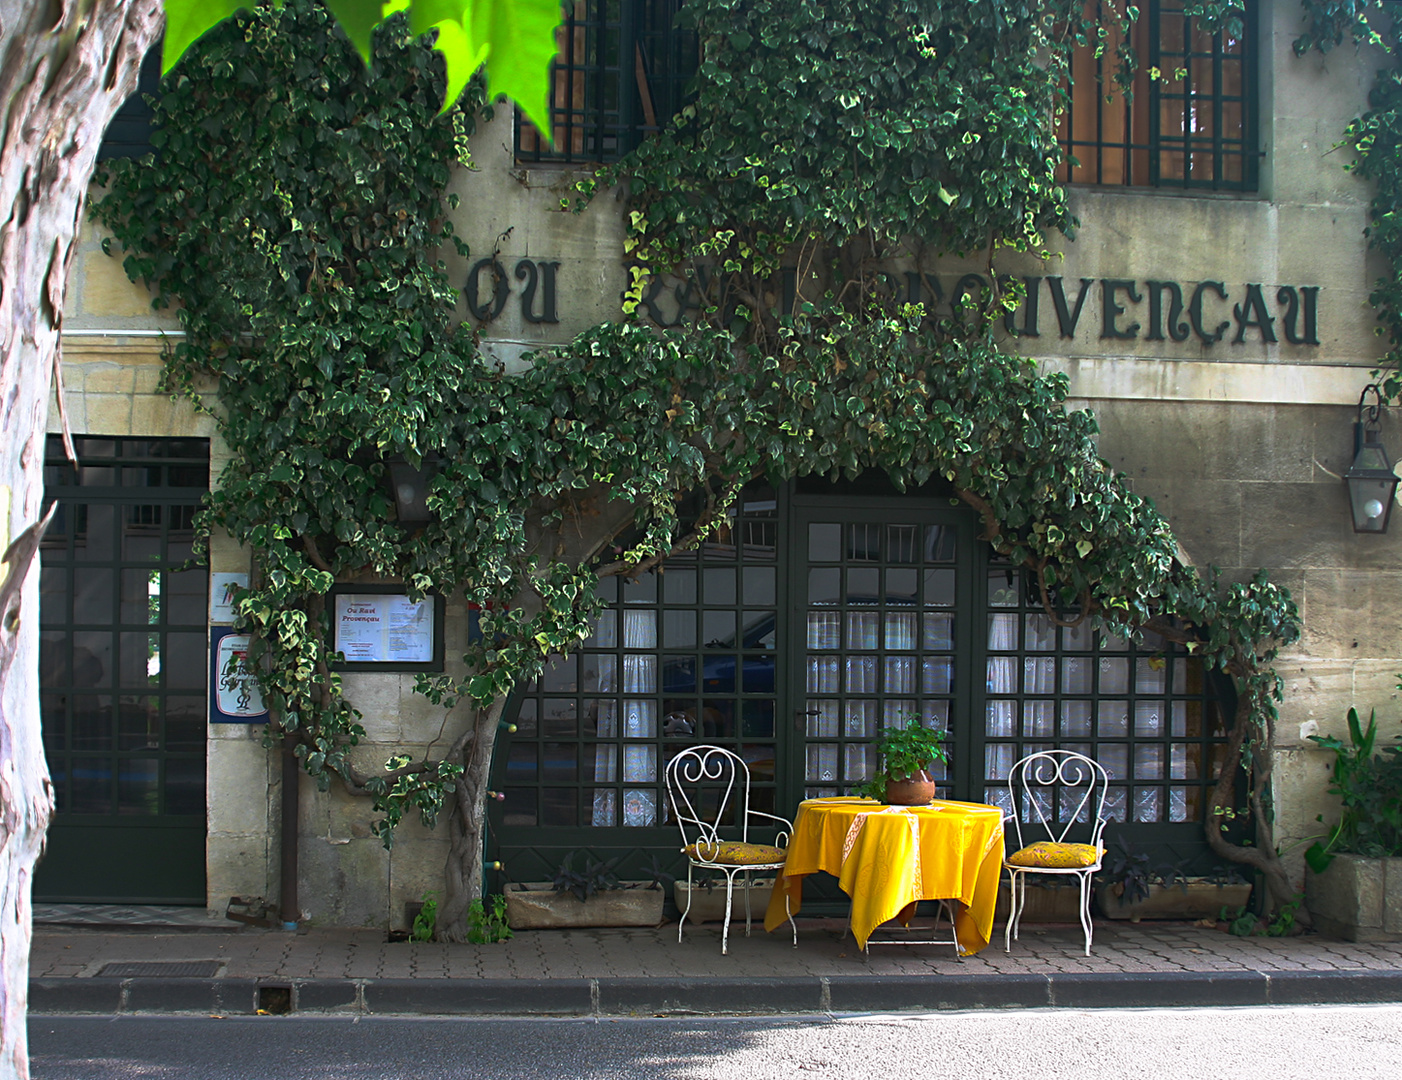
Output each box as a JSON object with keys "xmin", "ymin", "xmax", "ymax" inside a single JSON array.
[
  {"xmin": 322, "ymin": 0, "xmax": 387, "ymax": 64},
  {"xmin": 161, "ymin": 0, "xmax": 560, "ymax": 125},
  {"xmin": 464, "ymin": 0, "xmax": 559, "ymax": 136},
  {"xmin": 162, "ymin": 0, "xmax": 250, "ymax": 74}
]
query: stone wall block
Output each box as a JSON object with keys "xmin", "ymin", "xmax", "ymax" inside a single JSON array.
[
  {"xmin": 76, "ymin": 362, "xmax": 136, "ymax": 395},
  {"xmin": 389, "ymin": 838, "xmax": 451, "ymax": 930},
  {"xmin": 1237, "ymin": 480, "xmax": 1354, "ymax": 572},
  {"xmin": 79, "ymin": 257, "xmax": 161, "ymax": 318},
  {"xmin": 205, "ymin": 834, "xmax": 273, "ymax": 913},
  {"xmin": 1300, "ymin": 569, "xmax": 1402, "ymax": 659},
  {"xmin": 80, "ymin": 393, "xmax": 133, "ymax": 434},
  {"xmin": 1351, "ymin": 664, "xmax": 1402, "ymax": 728},
  {"xmin": 1272, "ymin": 747, "xmax": 1336, "ymax": 880},
  {"xmin": 1120, "ymin": 477, "xmax": 1243, "ymax": 569},
  {"xmin": 298, "ymin": 836, "xmax": 390, "ymax": 927},
  {"xmin": 1276, "ymin": 660, "xmax": 1355, "ymax": 744},
  {"xmin": 207, "ymin": 739, "xmax": 275, "ymax": 836},
  {"xmin": 129, "ymin": 392, "xmax": 208, "ymax": 437},
  {"xmin": 1385, "ymin": 859, "xmax": 1402, "ymax": 935},
  {"xmin": 1306, "ymin": 854, "xmax": 1385, "ymax": 939},
  {"xmin": 338, "ymin": 673, "xmax": 403, "ymax": 741}
]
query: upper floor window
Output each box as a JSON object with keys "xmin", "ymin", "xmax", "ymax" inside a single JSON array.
[
  {"xmin": 515, "ymin": 0, "xmax": 698, "ymax": 166},
  {"xmin": 1058, "ymin": 0, "xmax": 1258, "ymax": 192}
]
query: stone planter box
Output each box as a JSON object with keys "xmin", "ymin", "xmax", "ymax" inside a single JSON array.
[
  {"xmin": 1096, "ymin": 880, "xmax": 1253, "ymax": 922},
  {"xmin": 994, "ymin": 881, "xmax": 1086, "ymax": 924},
  {"xmin": 1305, "ymin": 854, "xmax": 1402, "ymax": 941},
  {"xmin": 674, "ymin": 879, "xmax": 776, "ymax": 923},
  {"xmin": 503, "ymin": 882, "xmax": 666, "ymax": 930}
]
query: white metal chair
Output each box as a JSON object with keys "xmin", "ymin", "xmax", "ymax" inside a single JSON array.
[
  {"xmin": 665, "ymin": 745, "xmax": 797, "ymax": 955},
  {"xmin": 1002, "ymin": 749, "xmax": 1109, "ymax": 956}
]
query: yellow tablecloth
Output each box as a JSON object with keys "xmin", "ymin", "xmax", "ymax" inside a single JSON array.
[{"xmin": 763, "ymin": 796, "xmax": 1006, "ymax": 954}]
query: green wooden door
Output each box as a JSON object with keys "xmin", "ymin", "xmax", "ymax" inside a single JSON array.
[{"xmin": 35, "ymin": 437, "xmax": 210, "ymax": 904}]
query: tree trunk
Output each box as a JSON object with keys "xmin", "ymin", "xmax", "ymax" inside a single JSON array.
[
  {"xmin": 0, "ymin": 2, "xmax": 162, "ymax": 1074},
  {"xmin": 1205, "ymin": 680, "xmax": 1311, "ymax": 929},
  {"xmin": 438, "ymin": 696, "xmax": 505, "ymax": 941}
]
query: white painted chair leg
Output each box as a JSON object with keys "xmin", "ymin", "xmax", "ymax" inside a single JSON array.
[
  {"xmin": 1079, "ymin": 871, "xmax": 1094, "ymax": 956},
  {"xmin": 721, "ymin": 874, "xmax": 735, "ymax": 956},
  {"xmin": 678, "ymin": 866, "xmax": 693, "ymax": 944},
  {"xmin": 1005, "ymin": 870, "xmax": 1024, "ymax": 952}
]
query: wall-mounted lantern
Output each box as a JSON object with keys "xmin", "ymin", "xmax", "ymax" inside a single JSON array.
[
  {"xmin": 1344, "ymin": 384, "xmax": 1399, "ymax": 534},
  {"xmin": 387, "ymin": 456, "xmax": 438, "ymax": 524}
]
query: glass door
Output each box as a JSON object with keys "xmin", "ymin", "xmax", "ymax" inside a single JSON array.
[
  {"xmin": 787, "ymin": 497, "xmax": 981, "ymax": 803},
  {"xmin": 36, "ymin": 436, "xmax": 210, "ymax": 904}
]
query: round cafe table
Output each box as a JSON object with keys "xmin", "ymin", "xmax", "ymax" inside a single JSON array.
[{"xmin": 763, "ymin": 796, "xmax": 1006, "ymax": 955}]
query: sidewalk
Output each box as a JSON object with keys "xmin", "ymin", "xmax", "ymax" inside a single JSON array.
[{"xmin": 27, "ymin": 906, "xmax": 1402, "ymax": 1018}]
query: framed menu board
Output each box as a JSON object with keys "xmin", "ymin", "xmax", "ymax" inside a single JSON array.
[{"xmin": 329, "ymin": 585, "xmax": 444, "ymax": 671}]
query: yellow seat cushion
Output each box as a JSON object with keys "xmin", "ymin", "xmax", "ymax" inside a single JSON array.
[
  {"xmin": 1006, "ymin": 841, "xmax": 1100, "ymax": 869},
  {"xmin": 685, "ymin": 841, "xmax": 786, "ymax": 866}
]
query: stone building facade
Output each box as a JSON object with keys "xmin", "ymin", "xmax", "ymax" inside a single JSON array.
[{"xmin": 40, "ymin": 0, "xmax": 1401, "ymax": 926}]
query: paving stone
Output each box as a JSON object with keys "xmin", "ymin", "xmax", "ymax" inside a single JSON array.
[{"xmin": 29, "ymin": 920, "xmax": 1402, "ymax": 1016}]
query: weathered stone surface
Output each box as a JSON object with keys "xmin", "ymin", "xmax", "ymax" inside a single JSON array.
[
  {"xmin": 1096, "ymin": 881, "xmax": 1253, "ymax": 922},
  {"xmin": 674, "ymin": 879, "xmax": 776, "ymax": 924},
  {"xmin": 505, "ymin": 882, "xmax": 665, "ymax": 929},
  {"xmin": 1305, "ymin": 855, "xmax": 1396, "ymax": 941},
  {"xmin": 1384, "ymin": 859, "xmax": 1402, "ymax": 935}
]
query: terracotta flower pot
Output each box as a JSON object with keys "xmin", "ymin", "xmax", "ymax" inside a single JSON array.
[{"xmin": 884, "ymin": 770, "xmax": 936, "ymax": 806}]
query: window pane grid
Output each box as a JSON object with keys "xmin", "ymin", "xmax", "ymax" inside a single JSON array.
[
  {"xmin": 982, "ymin": 562, "xmax": 1227, "ymax": 825},
  {"xmin": 1057, "ymin": 0, "xmax": 1257, "ymax": 192},
  {"xmin": 502, "ymin": 484, "xmax": 780, "ymax": 829},
  {"xmin": 40, "ymin": 436, "xmax": 209, "ymax": 819},
  {"xmin": 516, "ymin": 0, "xmax": 699, "ymax": 166},
  {"xmin": 803, "ymin": 520, "xmax": 959, "ymax": 800}
]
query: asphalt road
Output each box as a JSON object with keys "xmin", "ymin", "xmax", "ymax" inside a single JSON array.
[{"xmin": 28, "ymin": 1005, "xmax": 1402, "ymax": 1080}]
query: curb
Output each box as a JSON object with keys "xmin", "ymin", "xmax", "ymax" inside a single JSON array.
[{"xmin": 29, "ymin": 969, "xmax": 1402, "ymax": 1017}]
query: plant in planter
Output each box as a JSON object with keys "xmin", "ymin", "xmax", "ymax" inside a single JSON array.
[
  {"xmin": 1304, "ymin": 698, "xmax": 1402, "ymax": 940},
  {"xmin": 503, "ymin": 851, "xmax": 673, "ymax": 930},
  {"xmin": 551, "ymin": 852, "xmax": 622, "ymax": 901},
  {"xmin": 1095, "ymin": 838, "xmax": 1253, "ymax": 923},
  {"xmin": 1305, "ymin": 706, "xmax": 1402, "ymax": 870},
  {"xmin": 856, "ymin": 715, "xmax": 950, "ymax": 806}
]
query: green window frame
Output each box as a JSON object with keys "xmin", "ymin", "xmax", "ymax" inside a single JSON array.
[
  {"xmin": 40, "ymin": 436, "xmax": 211, "ymax": 823},
  {"xmin": 516, "ymin": 0, "xmax": 698, "ymax": 166},
  {"xmin": 1059, "ymin": 0, "xmax": 1259, "ymax": 192},
  {"xmin": 977, "ymin": 559, "xmax": 1234, "ymax": 842},
  {"xmin": 488, "ymin": 480, "xmax": 1237, "ymax": 883}
]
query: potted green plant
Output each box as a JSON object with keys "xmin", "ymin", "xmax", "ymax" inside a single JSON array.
[
  {"xmin": 1303, "ymin": 701, "xmax": 1402, "ymax": 940},
  {"xmin": 504, "ymin": 851, "xmax": 673, "ymax": 930},
  {"xmin": 857, "ymin": 715, "xmax": 949, "ymax": 805}
]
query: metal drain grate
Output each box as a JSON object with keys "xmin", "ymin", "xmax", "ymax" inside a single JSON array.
[{"xmin": 97, "ymin": 960, "xmax": 221, "ymax": 978}]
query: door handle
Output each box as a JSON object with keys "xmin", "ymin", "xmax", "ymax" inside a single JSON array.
[{"xmin": 794, "ymin": 709, "xmax": 819, "ymax": 732}]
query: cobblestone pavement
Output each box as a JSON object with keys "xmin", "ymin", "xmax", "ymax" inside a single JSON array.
[{"xmin": 31, "ymin": 917, "xmax": 1402, "ymax": 983}]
